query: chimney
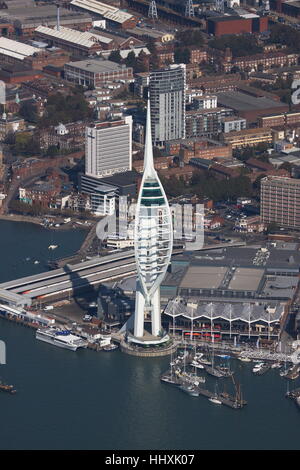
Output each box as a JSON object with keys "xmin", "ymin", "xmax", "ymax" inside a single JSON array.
[{"xmin": 56, "ymin": 3, "xmax": 60, "ymax": 31}]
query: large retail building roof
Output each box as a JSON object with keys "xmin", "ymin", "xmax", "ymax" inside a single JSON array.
[{"xmin": 165, "ymin": 297, "xmax": 284, "ymax": 324}]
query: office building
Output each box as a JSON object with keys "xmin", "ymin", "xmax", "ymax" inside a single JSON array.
[
  {"xmin": 64, "ymin": 59, "xmax": 133, "ymax": 87},
  {"xmin": 85, "ymin": 116, "xmax": 132, "ymax": 179},
  {"xmin": 149, "ymin": 64, "xmax": 186, "ymax": 147},
  {"xmin": 261, "ymin": 176, "xmax": 300, "ymax": 229}
]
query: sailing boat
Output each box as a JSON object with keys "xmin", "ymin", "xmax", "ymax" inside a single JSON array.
[
  {"xmin": 218, "ymin": 356, "xmax": 233, "ymax": 377},
  {"xmin": 209, "ymin": 382, "xmax": 222, "ymax": 405},
  {"xmin": 280, "ymin": 358, "xmax": 289, "ymax": 377},
  {"xmin": 191, "ymin": 343, "xmax": 204, "ymax": 369},
  {"xmin": 204, "ymin": 346, "xmax": 225, "ymax": 378}
]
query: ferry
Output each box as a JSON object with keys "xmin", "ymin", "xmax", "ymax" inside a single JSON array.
[{"xmin": 36, "ymin": 327, "xmax": 88, "ymax": 351}]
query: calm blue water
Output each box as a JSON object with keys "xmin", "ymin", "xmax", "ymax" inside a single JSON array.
[{"xmin": 0, "ymin": 220, "xmax": 299, "ymax": 450}]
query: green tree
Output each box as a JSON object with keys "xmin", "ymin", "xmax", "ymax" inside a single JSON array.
[
  {"xmin": 19, "ymin": 101, "xmax": 38, "ymax": 123},
  {"xmin": 174, "ymin": 47, "xmax": 191, "ymax": 64},
  {"xmin": 45, "ymin": 145, "xmax": 60, "ymax": 157},
  {"xmin": 175, "ymin": 29, "xmax": 203, "ymax": 47},
  {"xmin": 37, "ymin": 91, "xmax": 92, "ymax": 128},
  {"xmin": 109, "ymin": 50, "xmax": 122, "ymax": 63},
  {"xmin": 266, "ymin": 222, "xmax": 280, "ymax": 234},
  {"xmin": 279, "ymin": 162, "xmax": 292, "ymax": 173},
  {"xmin": 269, "ymin": 24, "xmax": 300, "ymax": 52},
  {"xmin": 125, "ymin": 51, "xmax": 137, "ymax": 69},
  {"xmin": 209, "ymin": 34, "xmax": 263, "ymax": 57}
]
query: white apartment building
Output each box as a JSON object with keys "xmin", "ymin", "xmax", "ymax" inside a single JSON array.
[{"xmin": 85, "ymin": 116, "xmax": 132, "ymax": 178}]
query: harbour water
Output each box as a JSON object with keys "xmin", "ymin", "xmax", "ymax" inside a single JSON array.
[{"xmin": 0, "ymin": 220, "xmax": 300, "ymax": 450}]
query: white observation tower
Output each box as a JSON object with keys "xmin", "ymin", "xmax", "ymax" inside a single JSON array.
[{"xmin": 132, "ymin": 101, "xmax": 173, "ymax": 344}]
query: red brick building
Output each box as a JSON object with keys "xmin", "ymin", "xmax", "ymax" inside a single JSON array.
[
  {"xmin": 207, "ymin": 16, "xmax": 268, "ymax": 37},
  {"xmin": 258, "ymin": 112, "xmax": 300, "ymax": 128}
]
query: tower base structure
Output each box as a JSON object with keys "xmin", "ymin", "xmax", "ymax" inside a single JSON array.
[{"xmin": 121, "ymin": 331, "xmax": 176, "ymax": 357}]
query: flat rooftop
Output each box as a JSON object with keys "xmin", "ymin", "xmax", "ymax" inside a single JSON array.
[
  {"xmin": 228, "ymin": 267, "xmax": 264, "ymax": 291},
  {"xmin": 0, "ymin": 5, "xmax": 91, "ymax": 21},
  {"xmin": 217, "ymin": 91, "xmax": 287, "ymax": 111},
  {"xmin": 177, "ymin": 245, "xmax": 300, "ymax": 271},
  {"xmin": 65, "ymin": 58, "xmax": 129, "ymax": 73},
  {"xmin": 180, "ymin": 266, "xmax": 227, "ymax": 289}
]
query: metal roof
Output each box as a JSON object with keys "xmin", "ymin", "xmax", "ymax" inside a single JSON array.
[
  {"xmin": 0, "ymin": 37, "xmax": 39, "ymax": 59},
  {"xmin": 35, "ymin": 25, "xmax": 111, "ymax": 48},
  {"xmin": 165, "ymin": 297, "xmax": 284, "ymax": 324},
  {"xmin": 70, "ymin": 0, "xmax": 133, "ymax": 23}
]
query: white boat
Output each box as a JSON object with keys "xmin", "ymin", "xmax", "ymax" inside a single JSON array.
[
  {"xmin": 238, "ymin": 356, "xmax": 251, "ymax": 362},
  {"xmin": 198, "ymin": 357, "xmax": 212, "ymax": 365},
  {"xmin": 103, "ymin": 343, "xmax": 118, "ymax": 351},
  {"xmin": 180, "ymin": 371, "xmax": 205, "ymax": 384},
  {"xmin": 195, "ymin": 353, "xmax": 204, "ymax": 359},
  {"xmin": 209, "ymin": 397, "xmax": 222, "ymax": 405},
  {"xmin": 271, "ymin": 362, "xmax": 282, "ymax": 369},
  {"xmin": 180, "ymin": 384, "xmax": 199, "ymax": 397},
  {"xmin": 191, "ymin": 360, "xmax": 204, "ymax": 369},
  {"xmin": 34, "ymin": 261, "xmax": 39, "ymax": 264},
  {"xmin": 36, "ymin": 327, "xmax": 88, "ymax": 351},
  {"xmin": 48, "ymin": 245, "xmax": 58, "ymax": 250},
  {"xmin": 252, "ymin": 364, "xmax": 263, "ymax": 372},
  {"xmin": 252, "ymin": 362, "xmax": 266, "ymax": 374}
]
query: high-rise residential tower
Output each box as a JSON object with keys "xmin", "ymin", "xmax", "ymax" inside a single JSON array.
[
  {"xmin": 149, "ymin": 64, "xmax": 186, "ymax": 147},
  {"xmin": 133, "ymin": 102, "xmax": 173, "ymax": 342},
  {"xmin": 261, "ymin": 176, "xmax": 300, "ymax": 229},
  {"xmin": 85, "ymin": 116, "xmax": 132, "ymax": 179}
]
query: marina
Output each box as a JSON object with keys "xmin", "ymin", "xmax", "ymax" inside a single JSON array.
[{"xmin": 160, "ymin": 349, "xmax": 247, "ymax": 409}]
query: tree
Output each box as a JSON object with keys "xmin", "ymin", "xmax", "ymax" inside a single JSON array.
[
  {"xmin": 269, "ymin": 24, "xmax": 300, "ymax": 53},
  {"xmin": 108, "ymin": 50, "xmax": 122, "ymax": 63},
  {"xmin": 125, "ymin": 51, "xmax": 137, "ymax": 69},
  {"xmin": 279, "ymin": 162, "xmax": 292, "ymax": 173},
  {"xmin": 153, "ymin": 147, "xmax": 162, "ymax": 158},
  {"xmin": 146, "ymin": 37, "xmax": 157, "ymax": 54},
  {"xmin": 266, "ymin": 222, "xmax": 279, "ymax": 234},
  {"xmin": 209, "ymin": 34, "xmax": 263, "ymax": 57},
  {"xmin": 19, "ymin": 101, "xmax": 38, "ymax": 123},
  {"xmin": 175, "ymin": 29, "xmax": 203, "ymax": 47},
  {"xmin": 45, "ymin": 145, "xmax": 60, "ymax": 157},
  {"xmin": 174, "ymin": 47, "xmax": 190, "ymax": 64},
  {"xmin": 37, "ymin": 91, "xmax": 93, "ymax": 128}
]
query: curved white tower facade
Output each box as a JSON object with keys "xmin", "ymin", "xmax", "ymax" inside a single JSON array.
[{"xmin": 133, "ymin": 102, "xmax": 173, "ymax": 340}]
